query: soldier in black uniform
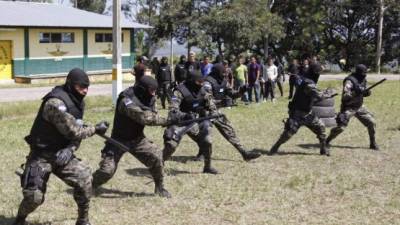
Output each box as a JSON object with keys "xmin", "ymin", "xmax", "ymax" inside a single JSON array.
[
  {"xmin": 200, "ymin": 64, "xmax": 261, "ymax": 161},
  {"xmin": 14, "ymin": 68, "xmax": 109, "ymax": 225},
  {"xmin": 185, "ymin": 51, "xmax": 201, "ymax": 75},
  {"xmin": 174, "ymin": 55, "xmax": 187, "ymax": 84},
  {"xmin": 92, "ymin": 76, "xmax": 171, "ymax": 198},
  {"xmin": 163, "ymin": 71, "xmax": 219, "ymax": 174},
  {"xmin": 326, "ymin": 64, "xmax": 379, "ymax": 150},
  {"xmin": 270, "ymin": 62, "xmax": 336, "ymax": 156},
  {"xmin": 156, "ymin": 56, "xmax": 173, "ymax": 109}
]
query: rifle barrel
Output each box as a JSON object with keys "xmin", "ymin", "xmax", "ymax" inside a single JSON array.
[
  {"xmin": 97, "ymin": 133, "xmax": 130, "ymax": 152},
  {"xmin": 366, "ymin": 78, "xmax": 387, "ymax": 91}
]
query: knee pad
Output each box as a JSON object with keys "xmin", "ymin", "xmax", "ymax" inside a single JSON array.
[
  {"xmin": 23, "ymin": 189, "xmax": 45, "ymax": 205},
  {"xmin": 284, "ymin": 118, "xmax": 299, "ymax": 134},
  {"xmin": 336, "ymin": 113, "xmax": 350, "ymax": 126},
  {"xmin": 21, "ymin": 162, "xmax": 49, "ymax": 192}
]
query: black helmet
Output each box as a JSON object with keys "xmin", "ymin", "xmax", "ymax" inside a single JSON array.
[
  {"xmin": 180, "ymin": 55, "xmax": 187, "ymax": 63},
  {"xmin": 66, "ymin": 68, "xmax": 90, "ymax": 88},
  {"xmin": 161, "ymin": 56, "xmax": 168, "ymax": 64},
  {"xmin": 187, "ymin": 70, "xmax": 203, "ymax": 83},
  {"xmin": 134, "ymin": 75, "xmax": 158, "ymax": 106},
  {"xmin": 305, "ymin": 62, "xmax": 322, "ymax": 83},
  {"xmin": 186, "ymin": 70, "xmax": 203, "ymax": 93},
  {"xmin": 355, "ymin": 64, "xmax": 367, "ymax": 75},
  {"xmin": 210, "ymin": 63, "xmax": 225, "ymax": 81}
]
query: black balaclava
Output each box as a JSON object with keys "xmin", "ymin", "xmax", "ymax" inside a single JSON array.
[
  {"xmin": 354, "ymin": 64, "xmax": 367, "ymax": 82},
  {"xmin": 186, "ymin": 70, "xmax": 203, "ymax": 93},
  {"xmin": 134, "ymin": 76, "xmax": 158, "ymax": 106},
  {"xmin": 210, "ymin": 63, "xmax": 225, "ymax": 82},
  {"xmin": 179, "ymin": 55, "xmax": 187, "ymax": 64},
  {"xmin": 64, "ymin": 68, "xmax": 89, "ymax": 107}
]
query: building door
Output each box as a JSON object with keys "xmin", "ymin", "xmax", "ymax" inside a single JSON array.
[{"xmin": 0, "ymin": 40, "xmax": 13, "ymax": 80}]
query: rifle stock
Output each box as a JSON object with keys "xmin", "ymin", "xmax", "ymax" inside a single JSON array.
[{"xmin": 97, "ymin": 133, "xmax": 130, "ymax": 152}]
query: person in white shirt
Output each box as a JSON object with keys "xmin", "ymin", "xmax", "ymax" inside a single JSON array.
[{"xmin": 262, "ymin": 57, "xmax": 278, "ymax": 102}]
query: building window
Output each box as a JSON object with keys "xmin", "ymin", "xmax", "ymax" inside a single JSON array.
[
  {"xmin": 39, "ymin": 32, "xmax": 74, "ymax": 43},
  {"xmin": 95, "ymin": 33, "xmax": 124, "ymax": 42}
]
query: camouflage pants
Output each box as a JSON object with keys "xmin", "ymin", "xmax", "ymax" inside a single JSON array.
[
  {"xmin": 275, "ymin": 110, "xmax": 327, "ymax": 146},
  {"xmin": 92, "ymin": 137, "xmax": 164, "ymax": 188},
  {"xmin": 328, "ymin": 106, "xmax": 376, "ymax": 143},
  {"xmin": 212, "ymin": 114, "xmax": 246, "ymax": 154},
  {"xmin": 163, "ymin": 120, "xmax": 213, "ymax": 168},
  {"xmin": 17, "ymin": 150, "xmax": 92, "ymax": 221}
]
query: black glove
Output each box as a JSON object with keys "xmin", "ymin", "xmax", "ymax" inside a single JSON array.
[
  {"xmin": 55, "ymin": 147, "xmax": 73, "ymax": 166},
  {"xmin": 95, "ymin": 121, "xmax": 109, "ymax": 135},
  {"xmin": 183, "ymin": 113, "xmax": 196, "ymax": 121},
  {"xmin": 354, "ymin": 85, "xmax": 365, "ymax": 95},
  {"xmin": 363, "ymin": 89, "xmax": 371, "ymax": 97}
]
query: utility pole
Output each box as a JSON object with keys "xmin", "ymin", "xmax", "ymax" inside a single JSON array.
[
  {"xmin": 170, "ymin": 32, "xmax": 174, "ymax": 70},
  {"xmin": 376, "ymin": 0, "xmax": 386, "ymax": 74},
  {"xmin": 112, "ymin": 0, "xmax": 122, "ymax": 104}
]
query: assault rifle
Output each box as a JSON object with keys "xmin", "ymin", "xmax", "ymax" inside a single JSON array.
[
  {"xmin": 169, "ymin": 114, "xmax": 223, "ymax": 127},
  {"xmin": 365, "ymin": 78, "xmax": 387, "ymax": 92},
  {"xmin": 97, "ymin": 133, "xmax": 130, "ymax": 152},
  {"xmin": 356, "ymin": 78, "xmax": 387, "ymax": 96}
]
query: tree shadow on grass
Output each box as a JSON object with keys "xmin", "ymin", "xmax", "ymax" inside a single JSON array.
[
  {"xmin": 125, "ymin": 168, "xmax": 152, "ymax": 178},
  {"xmin": 0, "ymin": 215, "xmax": 52, "ymax": 225},
  {"xmin": 92, "ymin": 187, "xmax": 154, "ymax": 198},
  {"xmin": 125, "ymin": 167, "xmax": 195, "ymax": 177},
  {"xmin": 169, "ymin": 155, "xmax": 237, "ymax": 164},
  {"xmin": 66, "ymin": 185, "xmax": 154, "ymax": 199},
  {"xmin": 297, "ymin": 143, "xmax": 366, "ymax": 150},
  {"xmin": 253, "ymin": 148, "xmax": 320, "ymax": 156},
  {"xmin": 164, "ymin": 168, "xmax": 198, "ymax": 176}
]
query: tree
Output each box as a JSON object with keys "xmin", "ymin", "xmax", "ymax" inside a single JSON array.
[
  {"xmin": 76, "ymin": 0, "xmax": 106, "ymax": 14},
  {"xmin": 198, "ymin": 0, "xmax": 284, "ymax": 58}
]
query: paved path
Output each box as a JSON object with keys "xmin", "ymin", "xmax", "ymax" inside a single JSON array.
[{"xmin": 0, "ymin": 75, "xmax": 398, "ymax": 103}]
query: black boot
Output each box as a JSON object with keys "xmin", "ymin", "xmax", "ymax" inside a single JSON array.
[
  {"xmin": 269, "ymin": 143, "xmax": 280, "ymax": 155},
  {"xmin": 241, "ymin": 150, "xmax": 261, "ymax": 161},
  {"xmin": 151, "ymin": 166, "xmax": 171, "ymax": 198},
  {"xmin": 76, "ymin": 205, "xmax": 90, "ymax": 225},
  {"xmin": 370, "ymin": 140, "xmax": 379, "ymax": 150},
  {"xmin": 13, "ymin": 216, "xmax": 26, "ymax": 225},
  {"xmin": 320, "ymin": 139, "xmax": 330, "ymax": 156},
  {"xmin": 369, "ymin": 130, "xmax": 379, "ymax": 150},
  {"xmin": 269, "ymin": 131, "xmax": 292, "ymax": 155},
  {"xmin": 76, "ymin": 219, "xmax": 91, "ymax": 225},
  {"xmin": 193, "ymin": 153, "xmax": 204, "ymax": 161},
  {"xmin": 203, "ymin": 146, "xmax": 218, "ymax": 174}
]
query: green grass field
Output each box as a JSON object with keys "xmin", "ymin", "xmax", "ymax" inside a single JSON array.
[{"xmin": 1, "ymin": 81, "xmax": 399, "ymax": 225}]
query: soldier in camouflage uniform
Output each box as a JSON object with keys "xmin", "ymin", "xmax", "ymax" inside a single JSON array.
[
  {"xmin": 270, "ymin": 60, "xmax": 336, "ymax": 156},
  {"xmin": 198, "ymin": 64, "xmax": 261, "ymax": 161},
  {"xmin": 163, "ymin": 70, "xmax": 219, "ymax": 174},
  {"xmin": 92, "ymin": 76, "xmax": 171, "ymax": 198},
  {"xmin": 14, "ymin": 68, "xmax": 109, "ymax": 225},
  {"xmin": 327, "ymin": 64, "xmax": 379, "ymax": 150}
]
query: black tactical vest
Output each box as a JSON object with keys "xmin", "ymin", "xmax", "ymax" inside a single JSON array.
[
  {"xmin": 175, "ymin": 63, "xmax": 187, "ymax": 83},
  {"xmin": 176, "ymin": 83, "xmax": 206, "ymax": 113},
  {"xmin": 289, "ymin": 77, "xmax": 316, "ymax": 113},
  {"xmin": 159, "ymin": 65, "xmax": 172, "ymax": 82},
  {"xmin": 27, "ymin": 86, "xmax": 83, "ymax": 152},
  {"xmin": 342, "ymin": 74, "xmax": 367, "ymax": 109},
  {"xmin": 205, "ymin": 75, "xmax": 227, "ymax": 100},
  {"xmin": 111, "ymin": 87, "xmax": 154, "ymax": 141}
]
